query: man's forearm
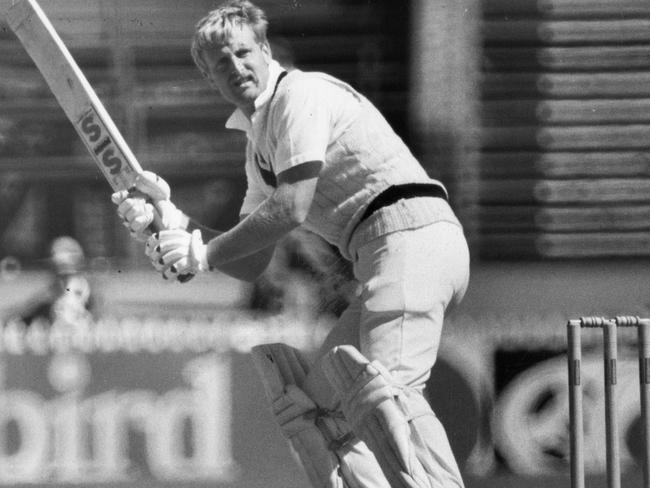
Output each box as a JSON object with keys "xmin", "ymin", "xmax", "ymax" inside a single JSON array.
[
  {"xmin": 184, "ymin": 214, "xmax": 274, "ymax": 281},
  {"xmin": 205, "ymin": 188, "xmax": 302, "ymax": 267},
  {"xmin": 215, "ymin": 245, "xmax": 275, "ymax": 282}
]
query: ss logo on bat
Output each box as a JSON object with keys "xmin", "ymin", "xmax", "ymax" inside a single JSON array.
[{"xmin": 78, "ymin": 109, "xmax": 124, "ymax": 175}]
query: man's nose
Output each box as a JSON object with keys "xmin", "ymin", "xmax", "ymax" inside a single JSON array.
[{"xmin": 229, "ymin": 56, "xmax": 246, "ymax": 75}]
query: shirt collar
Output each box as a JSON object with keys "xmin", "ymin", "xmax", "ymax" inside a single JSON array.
[{"xmin": 225, "ymin": 60, "xmax": 284, "ymax": 133}]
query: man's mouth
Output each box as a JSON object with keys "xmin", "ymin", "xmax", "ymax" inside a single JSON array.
[{"xmin": 232, "ymin": 76, "xmax": 254, "ymax": 89}]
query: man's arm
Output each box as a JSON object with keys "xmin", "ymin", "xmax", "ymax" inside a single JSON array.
[
  {"xmin": 205, "ymin": 161, "xmax": 322, "ymax": 268},
  {"xmin": 191, "ymin": 217, "xmax": 275, "ymax": 282}
]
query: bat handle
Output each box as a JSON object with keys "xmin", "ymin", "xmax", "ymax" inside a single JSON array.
[{"xmin": 127, "ymin": 187, "xmax": 195, "ymax": 283}]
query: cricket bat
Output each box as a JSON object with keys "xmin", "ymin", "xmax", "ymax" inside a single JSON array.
[
  {"xmin": 3, "ymin": 0, "xmax": 196, "ymax": 281},
  {"xmin": 3, "ymin": 0, "xmax": 142, "ymax": 191}
]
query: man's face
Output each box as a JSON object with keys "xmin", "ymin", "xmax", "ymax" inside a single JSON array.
[{"xmin": 200, "ymin": 25, "xmax": 271, "ymax": 116}]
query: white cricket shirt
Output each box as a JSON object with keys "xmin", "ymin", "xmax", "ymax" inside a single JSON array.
[{"xmin": 226, "ymin": 60, "xmax": 446, "ymax": 259}]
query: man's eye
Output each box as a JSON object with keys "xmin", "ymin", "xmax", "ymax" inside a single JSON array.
[{"xmin": 237, "ymin": 50, "xmax": 250, "ymax": 58}]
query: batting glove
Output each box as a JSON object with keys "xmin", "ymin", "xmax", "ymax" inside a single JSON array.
[
  {"xmin": 145, "ymin": 229, "xmax": 210, "ymax": 281},
  {"xmin": 111, "ymin": 171, "xmax": 187, "ymax": 242}
]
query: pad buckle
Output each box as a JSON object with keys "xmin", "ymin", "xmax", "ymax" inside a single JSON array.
[{"xmin": 306, "ymin": 407, "xmax": 357, "ymax": 453}]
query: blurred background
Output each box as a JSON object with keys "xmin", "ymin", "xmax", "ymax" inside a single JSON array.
[{"xmin": 0, "ymin": 0, "xmax": 649, "ymax": 486}]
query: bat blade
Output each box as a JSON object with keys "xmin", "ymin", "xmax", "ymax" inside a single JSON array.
[
  {"xmin": 3, "ymin": 0, "xmax": 195, "ymax": 282},
  {"xmin": 4, "ymin": 0, "xmax": 141, "ymax": 191}
]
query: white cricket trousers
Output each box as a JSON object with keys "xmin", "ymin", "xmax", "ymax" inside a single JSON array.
[
  {"xmin": 305, "ymin": 198, "xmax": 470, "ymax": 487},
  {"xmin": 321, "ymin": 210, "xmax": 470, "ymax": 391}
]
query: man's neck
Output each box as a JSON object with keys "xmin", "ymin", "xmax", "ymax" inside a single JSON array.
[{"xmin": 239, "ymin": 104, "xmax": 255, "ymax": 119}]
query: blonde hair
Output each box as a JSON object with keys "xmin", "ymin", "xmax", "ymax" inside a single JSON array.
[{"xmin": 191, "ymin": 1, "xmax": 269, "ymax": 77}]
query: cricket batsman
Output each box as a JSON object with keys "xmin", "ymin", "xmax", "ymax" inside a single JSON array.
[{"xmin": 112, "ymin": 1, "xmax": 470, "ymax": 486}]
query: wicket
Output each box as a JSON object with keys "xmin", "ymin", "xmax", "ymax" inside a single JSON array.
[{"xmin": 567, "ymin": 316, "xmax": 650, "ymax": 488}]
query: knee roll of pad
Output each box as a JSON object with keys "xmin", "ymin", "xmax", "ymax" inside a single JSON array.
[{"xmin": 322, "ymin": 345, "xmax": 464, "ymax": 488}]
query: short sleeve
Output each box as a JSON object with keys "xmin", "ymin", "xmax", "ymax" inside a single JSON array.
[
  {"xmin": 270, "ymin": 76, "xmax": 332, "ymax": 174},
  {"xmin": 240, "ymin": 148, "xmax": 270, "ymax": 216}
]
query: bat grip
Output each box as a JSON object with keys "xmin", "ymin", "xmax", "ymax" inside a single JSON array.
[{"xmin": 127, "ymin": 188, "xmax": 195, "ymax": 283}]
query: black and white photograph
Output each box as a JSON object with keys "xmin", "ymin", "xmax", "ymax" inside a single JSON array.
[{"xmin": 0, "ymin": 1, "xmax": 649, "ymax": 487}]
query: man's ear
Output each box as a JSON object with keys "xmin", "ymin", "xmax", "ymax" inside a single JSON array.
[{"xmin": 261, "ymin": 41, "xmax": 272, "ymax": 61}]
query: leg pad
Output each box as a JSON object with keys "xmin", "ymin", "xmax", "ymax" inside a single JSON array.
[
  {"xmin": 322, "ymin": 345, "xmax": 464, "ymax": 488},
  {"xmin": 253, "ymin": 343, "xmax": 391, "ymax": 488}
]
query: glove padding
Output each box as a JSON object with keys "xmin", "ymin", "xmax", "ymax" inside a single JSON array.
[
  {"xmin": 146, "ymin": 229, "xmax": 209, "ymax": 280},
  {"xmin": 111, "ymin": 171, "xmax": 186, "ymax": 242}
]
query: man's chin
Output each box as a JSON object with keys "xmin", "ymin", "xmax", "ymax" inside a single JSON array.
[{"xmin": 234, "ymin": 90, "xmax": 258, "ymax": 105}]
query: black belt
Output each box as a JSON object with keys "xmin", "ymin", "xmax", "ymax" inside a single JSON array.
[{"xmin": 359, "ymin": 183, "xmax": 447, "ymax": 223}]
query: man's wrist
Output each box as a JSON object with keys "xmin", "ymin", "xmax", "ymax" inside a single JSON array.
[{"xmin": 204, "ymin": 235, "xmax": 224, "ymax": 270}]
